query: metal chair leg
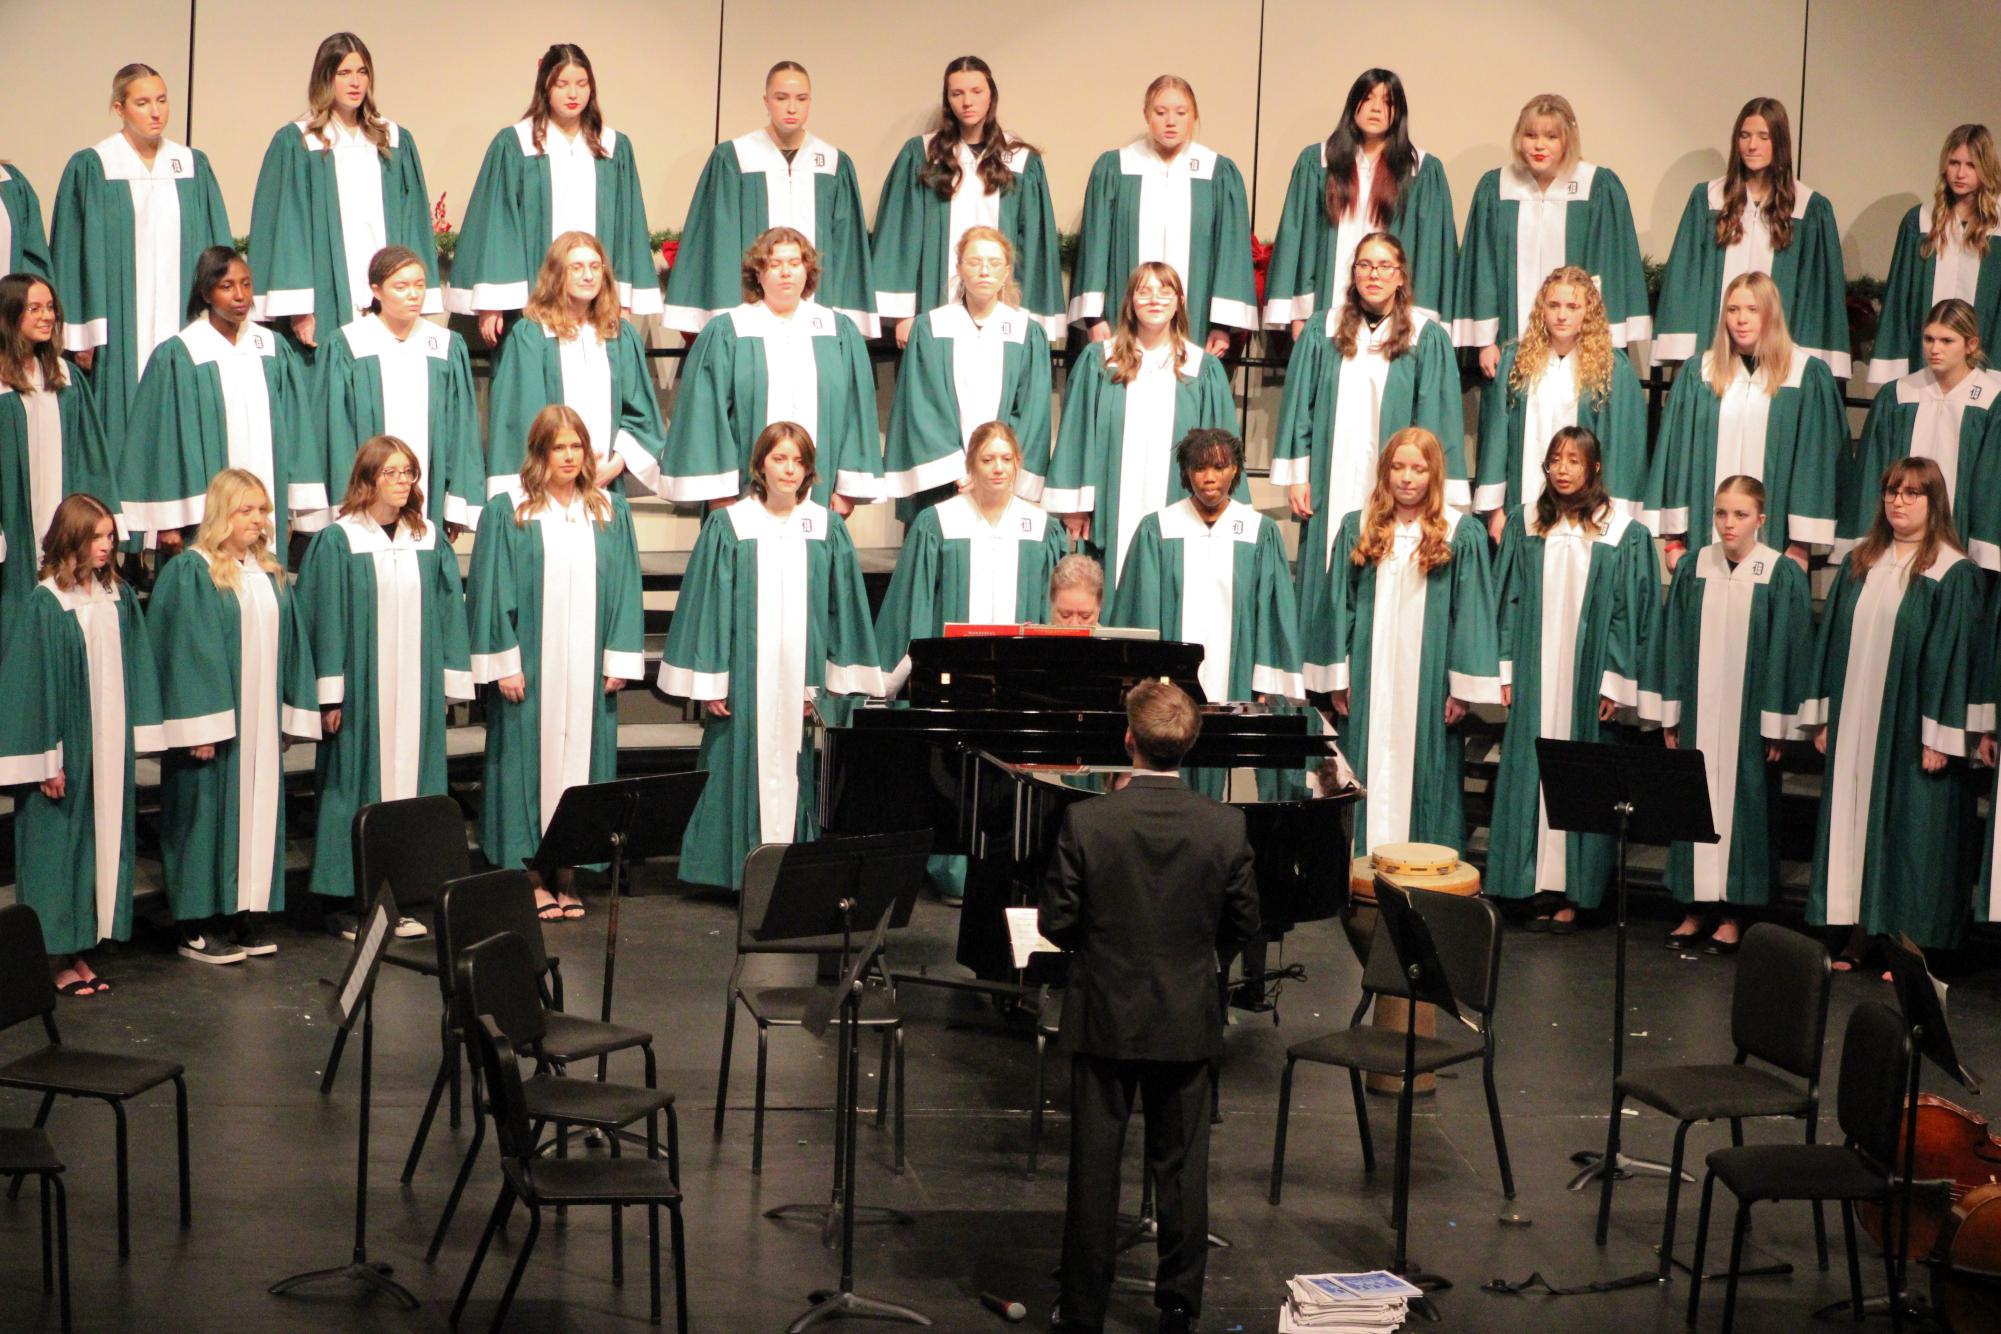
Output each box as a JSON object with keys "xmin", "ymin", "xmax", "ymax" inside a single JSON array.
[
  {"xmin": 713, "ymin": 991, "xmax": 737, "ymax": 1140},
  {"xmin": 752, "ymin": 1023, "xmax": 769, "ymax": 1175},
  {"xmin": 1595, "ymin": 1092, "xmax": 1624, "ymax": 1244},
  {"xmin": 875, "ymin": 1027, "xmax": 890, "ymax": 1126},
  {"xmin": 451, "ymin": 1182, "xmax": 514, "ymax": 1328},
  {"xmin": 892, "ymin": 1024, "xmax": 906, "ymax": 1173},
  {"xmin": 648, "ymin": 1201, "xmax": 662, "ymax": 1325},
  {"xmin": 112, "ymin": 1100, "xmax": 130, "ymax": 1258},
  {"xmin": 1840, "ymin": 1200, "xmax": 1863, "ymax": 1322},
  {"xmin": 1270, "ymin": 1057, "xmax": 1295, "ymax": 1205},
  {"xmin": 1349, "ymin": 1069, "xmax": 1375, "ymax": 1174},
  {"xmin": 52, "ymin": 1173, "xmax": 69, "ymax": 1334},
  {"xmin": 490, "ymin": 1201, "xmax": 542, "ymax": 1332},
  {"xmin": 607, "ymin": 1136, "xmax": 623, "ymax": 1289},
  {"xmin": 670, "ymin": 1202, "xmax": 690, "ymax": 1334},
  {"xmin": 39, "ymin": 1174, "xmax": 51, "ymax": 1292},
  {"xmin": 1687, "ymin": 1172, "xmax": 1716, "ymax": 1327},
  {"xmin": 8, "ymin": 1093, "xmax": 55, "ymax": 1200},
  {"xmin": 427, "ymin": 1109, "xmax": 486, "ymax": 1263},
  {"xmin": 404, "ymin": 1052, "xmax": 454, "ymax": 1184},
  {"xmin": 1806, "ymin": 1109, "xmax": 1830, "ymax": 1272},
  {"xmin": 1722, "ymin": 1200, "xmax": 1751, "ymax": 1334},
  {"xmin": 1658, "ymin": 1120, "xmax": 1694, "ymax": 1281},
  {"xmin": 1028, "ymin": 1030, "xmax": 1046, "ymax": 1180},
  {"xmin": 1483, "ymin": 1054, "xmax": 1515, "ymax": 1199},
  {"xmin": 173, "ymin": 1077, "xmax": 191, "ymax": 1230},
  {"xmin": 446, "ymin": 1015, "xmax": 462, "ymax": 1130}
]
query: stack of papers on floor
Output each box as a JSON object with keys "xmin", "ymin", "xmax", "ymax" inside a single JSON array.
[{"xmin": 1278, "ymin": 1271, "xmax": 1422, "ymax": 1332}]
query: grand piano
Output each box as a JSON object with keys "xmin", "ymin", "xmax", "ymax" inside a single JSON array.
[{"xmin": 820, "ymin": 631, "xmax": 1358, "ymax": 990}]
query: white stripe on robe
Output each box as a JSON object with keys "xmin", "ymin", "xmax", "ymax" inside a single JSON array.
[
  {"xmin": 361, "ymin": 521, "xmax": 426, "ymax": 801},
  {"xmin": 1531, "ymin": 516, "xmax": 1597, "ymax": 893},
  {"xmin": 1122, "ymin": 138, "xmax": 1217, "ymax": 304},
  {"xmin": 732, "ymin": 130, "xmax": 837, "ymax": 244},
  {"xmin": 543, "ymin": 127, "xmax": 599, "ymax": 242},
  {"xmin": 1687, "ymin": 543, "xmax": 1778, "ymax": 902},
  {"xmin": 1821, "ymin": 548, "xmax": 1913, "ymax": 924},
  {"xmin": 327, "ymin": 119, "xmax": 388, "ymax": 320},
  {"xmin": 1363, "ymin": 520, "xmax": 1430, "ymax": 852},
  {"xmin": 1519, "ymin": 352, "xmax": 1581, "ymax": 515},
  {"xmin": 1111, "ymin": 340, "xmax": 1197, "ymax": 578},
  {"xmin": 24, "ymin": 366, "xmax": 66, "ymax": 560},
  {"xmin": 737, "ymin": 499, "xmax": 822, "ymax": 844},
  {"xmin": 181, "ymin": 318, "xmax": 279, "ymax": 515},
  {"xmin": 941, "ymin": 138, "xmax": 1021, "ymax": 304},
  {"xmin": 48, "ymin": 579, "xmax": 129, "ymax": 940},
  {"xmin": 1159, "ymin": 498, "xmax": 1259, "ymax": 706},
  {"xmin": 94, "ymin": 134, "xmax": 188, "ymax": 379},
  {"xmin": 235, "ymin": 562, "xmax": 281, "ymax": 912},
  {"xmin": 1503, "ymin": 163, "xmax": 1591, "ymax": 340},
  {"xmin": 1902, "ymin": 366, "xmax": 2001, "ymax": 512},
  {"xmin": 535, "ymin": 495, "xmax": 599, "ymax": 834},
  {"xmin": 1320, "ymin": 311, "xmax": 1398, "ymax": 566}
]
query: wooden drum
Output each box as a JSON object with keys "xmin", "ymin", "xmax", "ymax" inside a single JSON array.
[{"xmin": 1344, "ymin": 843, "xmax": 1482, "ymax": 1095}]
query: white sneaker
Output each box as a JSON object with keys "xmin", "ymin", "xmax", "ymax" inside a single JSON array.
[{"xmin": 393, "ymin": 915, "xmax": 429, "ymax": 939}]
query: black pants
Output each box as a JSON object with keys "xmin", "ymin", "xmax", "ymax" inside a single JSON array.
[{"xmin": 1059, "ymin": 1053, "xmax": 1213, "ymax": 1326}]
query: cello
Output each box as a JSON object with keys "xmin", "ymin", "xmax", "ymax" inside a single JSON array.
[{"xmin": 1859, "ymin": 1094, "xmax": 2001, "ymax": 1328}]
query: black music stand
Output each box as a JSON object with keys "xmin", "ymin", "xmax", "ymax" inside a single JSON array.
[
  {"xmin": 1535, "ymin": 740, "xmax": 1717, "ymax": 1191},
  {"xmin": 270, "ymin": 891, "xmax": 418, "ymax": 1310},
  {"xmin": 1375, "ymin": 878, "xmax": 1466, "ymax": 1324},
  {"xmin": 751, "ymin": 832, "xmax": 933, "ymax": 1331}
]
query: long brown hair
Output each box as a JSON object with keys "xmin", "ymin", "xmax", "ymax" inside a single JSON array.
[
  {"xmin": 39, "ymin": 493, "xmax": 121, "ymax": 591},
  {"xmin": 303, "ymin": 32, "xmax": 391, "ymax": 157},
  {"xmin": 336, "ymin": 435, "xmax": 427, "ymax": 537},
  {"xmin": 191, "ymin": 469, "xmax": 283, "ymax": 590},
  {"xmin": 1509, "ymin": 265, "xmax": 1614, "ymax": 404},
  {"xmin": 523, "ymin": 231, "xmax": 621, "ymax": 340},
  {"xmin": 1353, "ymin": 427, "xmax": 1452, "ymax": 572},
  {"xmin": 1531, "ymin": 426, "xmax": 1612, "ymax": 537},
  {"xmin": 1705, "ymin": 272, "xmax": 1796, "ymax": 397},
  {"xmin": 517, "ymin": 404, "xmax": 612, "ymax": 526},
  {"xmin": 1716, "ymin": 97, "xmax": 1798, "ymax": 251},
  {"xmin": 920, "ymin": 56, "xmax": 1028, "ymax": 200},
  {"xmin": 1332, "ymin": 231, "xmax": 1415, "ymax": 359},
  {"xmin": 749, "ymin": 421, "xmax": 818, "ymax": 503},
  {"xmin": 523, "ymin": 44, "xmax": 606, "ymax": 157},
  {"xmin": 0, "ymin": 275, "xmax": 67, "ymax": 394},
  {"xmin": 1323, "ymin": 69, "xmax": 1414, "ymax": 227},
  {"xmin": 1927, "ymin": 124, "xmax": 2001, "ymax": 260},
  {"xmin": 1106, "ymin": 262, "xmax": 1194, "ymax": 385},
  {"xmin": 1849, "ymin": 456, "xmax": 1959, "ymax": 582}
]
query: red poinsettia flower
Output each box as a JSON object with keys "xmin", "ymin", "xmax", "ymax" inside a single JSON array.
[
  {"xmin": 432, "ymin": 192, "xmax": 451, "ymax": 235},
  {"xmin": 1251, "ymin": 236, "xmax": 1273, "ymax": 306},
  {"xmin": 659, "ymin": 238, "xmax": 680, "ymax": 271}
]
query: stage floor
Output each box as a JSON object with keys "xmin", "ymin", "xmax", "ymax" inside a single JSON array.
[{"xmin": 1, "ymin": 869, "xmax": 1993, "ymax": 1333}]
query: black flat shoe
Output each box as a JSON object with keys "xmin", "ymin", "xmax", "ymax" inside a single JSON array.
[
  {"xmin": 1523, "ymin": 914, "xmax": 1552, "ymax": 933},
  {"xmin": 1665, "ymin": 928, "xmax": 1706, "ymax": 950},
  {"xmin": 1702, "ymin": 936, "xmax": 1741, "ymax": 956},
  {"xmin": 1547, "ymin": 914, "xmax": 1580, "ymax": 935}
]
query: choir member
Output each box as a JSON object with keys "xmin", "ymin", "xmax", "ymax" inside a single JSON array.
[
  {"xmin": 1049, "ymin": 553, "xmax": 1104, "ymax": 627},
  {"xmin": 312, "ymin": 245, "xmax": 483, "ymax": 535},
  {"xmin": 658, "ymin": 421, "xmax": 883, "ymax": 890},
  {"xmin": 50, "ymin": 63, "xmax": 231, "ymax": 444},
  {"xmin": 1110, "ymin": 427, "xmax": 1304, "ymax": 798},
  {"xmin": 446, "ymin": 43, "xmax": 660, "ymax": 347},
  {"xmin": 1269, "ymin": 230, "xmax": 1461, "ymax": 576},
  {"xmin": 1870, "ymin": 124, "xmax": 2001, "ymax": 385},
  {"xmin": 485, "ymin": 231, "xmax": 666, "ymax": 499},
  {"xmin": 1455, "ymin": 93, "xmax": 1650, "ymax": 373},
  {"xmin": 0, "ymin": 494, "xmax": 162, "ymax": 996},
  {"xmin": 1646, "ymin": 271, "xmax": 1844, "ymax": 565},
  {"xmin": 1804, "ymin": 456, "xmax": 1979, "ymax": 962},
  {"xmin": 1264, "ymin": 68, "xmax": 1458, "ymax": 336},
  {"xmin": 1067, "ymin": 74, "xmax": 1257, "ymax": 353},
  {"xmin": 1843, "ymin": 299, "xmax": 2001, "ymax": 570},
  {"xmin": 871, "ymin": 56, "xmax": 1064, "ymax": 348},
  {"xmin": 663, "ymin": 61, "xmax": 876, "ymax": 337},
  {"xmin": 1642, "ymin": 476, "xmax": 1812, "ymax": 953},
  {"xmin": 1653, "ymin": 97, "xmax": 1850, "ymax": 374},
  {"xmin": 297, "ymin": 435, "xmax": 472, "ymax": 936},
  {"xmin": 1043, "ymin": 263, "xmax": 1237, "ymax": 586},
  {"xmin": 152, "ymin": 470, "xmax": 320, "ymax": 964},
  {"xmin": 1309, "ymin": 426, "xmax": 1500, "ymax": 856},
  {"xmin": 468, "ymin": 406, "xmax": 643, "ymax": 920},
  {"xmin": 120, "ymin": 246, "xmax": 325, "ymax": 552},
  {"xmin": 247, "ymin": 32, "xmax": 440, "ymax": 352},
  {"xmin": 1485, "ymin": 427, "xmax": 1658, "ymax": 927},
  {"xmin": 659, "ymin": 227, "xmax": 880, "ymax": 511},
  {"xmin": 1474, "ymin": 265, "xmax": 1645, "ymax": 540},
  {"xmin": 882, "ymin": 226, "xmax": 1053, "ymax": 511},
  {"xmin": 0, "ymin": 273, "xmax": 121, "ymax": 624},
  {"xmin": 0, "ymin": 158, "xmax": 50, "ymax": 279}
]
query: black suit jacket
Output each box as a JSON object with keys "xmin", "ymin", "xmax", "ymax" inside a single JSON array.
[{"xmin": 1038, "ymin": 775, "xmax": 1261, "ymax": 1062}]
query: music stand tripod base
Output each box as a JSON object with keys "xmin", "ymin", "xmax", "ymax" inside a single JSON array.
[
  {"xmin": 1565, "ymin": 1149, "xmax": 1693, "ymax": 1191},
  {"xmin": 792, "ymin": 1289, "xmax": 933, "ymax": 1332},
  {"xmin": 268, "ymin": 1260, "xmax": 419, "ymax": 1309}
]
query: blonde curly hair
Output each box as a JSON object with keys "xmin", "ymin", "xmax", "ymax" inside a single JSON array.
[{"xmin": 1508, "ymin": 265, "xmax": 1613, "ymax": 406}]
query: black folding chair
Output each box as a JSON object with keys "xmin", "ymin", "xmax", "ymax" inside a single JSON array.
[
  {"xmin": 1596, "ymin": 922, "xmax": 1833, "ymax": 1279},
  {"xmin": 0, "ymin": 1126, "xmax": 69, "ymax": 1331},
  {"xmin": 0, "ymin": 904, "xmax": 190, "ymax": 1259},
  {"xmin": 449, "ymin": 1014, "xmax": 688, "ymax": 1331},
  {"xmin": 1687, "ymin": 1001, "xmax": 1909, "ymax": 1333}
]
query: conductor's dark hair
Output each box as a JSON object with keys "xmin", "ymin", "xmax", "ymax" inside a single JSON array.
[
  {"xmin": 187, "ymin": 245, "xmax": 249, "ymax": 320},
  {"xmin": 1175, "ymin": 428, "xmax": 1243, "ymax": 488},
  {"xmin": 1126, "ymin": 680, "xmax": 1201, "ymax": 771},
  {"xmin": 1324, "ymin": 69, "xmax": 1415, "ymax": 228}
]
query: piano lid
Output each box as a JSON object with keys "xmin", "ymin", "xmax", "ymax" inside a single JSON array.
[{"xmin": 907, "ymin": 633, "xmax": 1206, "ymax": 710}]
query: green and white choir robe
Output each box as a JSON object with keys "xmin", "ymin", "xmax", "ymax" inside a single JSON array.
[
  {"xmin": 0, "ymin": 578, "xmax": 163, "ymax": 955},
  {"xmin": 662, "ymin": 130, "xmax": 877, "ymax": 336},
  {"xmin": 1110, "ymin": 498, "xmax": 1306, "ymax": 798},
  {"xmin": 1643, "ymin": 349, "xmax": 1844, "ymax": 549},
  {"xmin": 1453, "ymin": 162, "xmax": 1651, "ymax": 351},
  {"xmin": 486, "ymin": 314, "xmax": 665, "ymax": 499},
  {"xmin": 1839, "ymin": 366, "xmax": 2001, "ymax": 571},
  {"xmin": 1970, "ymin": 577, "xmax": 2001, "ymax": 923},
  {"xmin": 882, "ymin": 301, "xmax": 1052, "ymax": 505},
  {"xmin": 1307, "ymin": 508, "xmax": 1502, "ymax": 855},
  {"xmin": 1485, "ymin": 507, "xmax": 1659, "ymax": 905},
  {"xmin": 443, "ymin": 121, "xmax": 660, "ymax": 321},
  {"xmin": 658, "ymin": 498, "xmax": 883, "ymax": 889},
  {"xmin": 248, "ymin": 119, "xmax": 441, "ymax": 335},
  {"xmin": 1042, "ymin": 339, "xmax": 1238, "ymax": 587},
  {"xmin": 1065, "ymin": 139, "xmax": 1258, "ymax": 342},
  {"xmin": 311, "ymin": 313, "xmax": 484, "ymax": 532},
  {"xmin": 119, "ymin": 317, "xmax": 327, "ymax": 546},
  {"xmin": 1474, "ymin": 344, "xmax": 1646, "ymax": 519},
  {"xmin": 0, "ymin": 163, "xmax": 51, "ymax": 279},
  {"xmin": 151, "ymin": 550, "xmax": 320, "ymax": 921},
  {"xmin": 1639, "ymin": 542, "xmax": 1811, "ymax": 906},
  {"xmin": 297, "ymin": 513, "xmax": 473, "ymax": 898},
  {"xmin": 1263, "ymin": 144, "xmax": 1458, "ymax": 330},
  {"xmin": 468, "ymin": 488, "xmax": 644, "ymax": 873},
  {"xmin": 0, "ymin": 364, "xmax": 122, "ymax": 627},
  {"xmin": 50, "ymin": 134, "xmax": 231, "ymax": 444},
  {"xmin": 870, "ymin": 134, "xmax": 1066, "ymax": 343},
  {"xmin": 1652, "ymin": 179, "xmax": 1851, "ymax": 375},
  {"xmin": 659, "ymin": 300, "xmax": 881, "ymax": 505},
  {"xmin": 1802, "ymin": 548, "xmax": 1980, "ymax": 947},
  {"xmin": 1869, "ymin": 205, "xmax": 2001, "ymax": 384},
  {"xmin": 1268, "ymin": 310, "xmax": 1464, "ymax": 574}
]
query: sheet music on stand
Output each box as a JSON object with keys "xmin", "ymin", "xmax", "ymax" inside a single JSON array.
[
  {"xmin": 1004, "ymin": 907, "xmax": 1061, "ymax": 969},
  {"xmin": 330, "ymin": 888, "xmax": 397, "ymax": 1030},
  {"xmin": 1885, "ymin": 934, "xmax": 1982, "ymax": 1092}
]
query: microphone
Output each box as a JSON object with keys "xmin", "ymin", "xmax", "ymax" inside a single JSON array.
[{"xmin": 979, "ymin": 1291, "xmax": 1027, "ymax": 1322}]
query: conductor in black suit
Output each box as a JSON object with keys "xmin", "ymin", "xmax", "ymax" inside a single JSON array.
[{"xmin": 1041, "ymin": 681, "xmax": 1261, "ymax": 1333}]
